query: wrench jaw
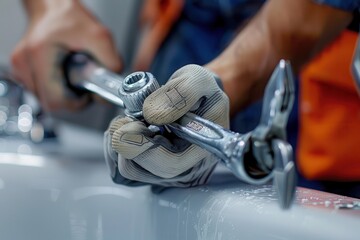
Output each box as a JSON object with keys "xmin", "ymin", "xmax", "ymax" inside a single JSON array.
[
  {"xmin": 243, "ymin": 60, "xmax": 297, "ymax": 209},
  {"xmin": 227, "ymin": 134, "xmax": 274, "ymax": 185},
  {"xmin": 254, "ymin": 60, "xmax": 295, "ymax": 141},
  {"xmin": 238, "ymin": 138, "xmax": 296, "ymax": 209},
  {"xmin": 272, "ymin": 140, "xmax": 296, "ymax": 209}
]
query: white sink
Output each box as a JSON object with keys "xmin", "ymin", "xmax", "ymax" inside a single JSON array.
[{"xmin": 0, "ymin": 124, "xmax": 359, "ymax": 240}]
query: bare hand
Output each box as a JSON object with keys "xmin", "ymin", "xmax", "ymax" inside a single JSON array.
[{"xmin": 11, "ymin": 1, "xmax": 122, "ymax": 111}]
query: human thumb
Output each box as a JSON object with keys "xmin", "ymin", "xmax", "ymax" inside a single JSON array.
[{"xmin": 143, "ymin": 64, "xmax": 220, "ymax": 125}]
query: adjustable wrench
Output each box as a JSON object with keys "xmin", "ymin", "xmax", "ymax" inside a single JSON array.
[{"xmin": 63, "ymin": 53, "xmax": 297, "ymax": 209}]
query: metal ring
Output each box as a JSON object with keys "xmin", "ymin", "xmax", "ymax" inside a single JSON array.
[{"xmin": 123, "ymin": 72, "xmax": 148, "ymax": 92}]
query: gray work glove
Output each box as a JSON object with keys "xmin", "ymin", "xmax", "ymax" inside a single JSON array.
[{"xmin": 104, "ymin": 64, "xmax": 229, "ymax": 187}]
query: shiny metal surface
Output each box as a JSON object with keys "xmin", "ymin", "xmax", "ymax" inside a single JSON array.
[
  {"xmin": 65, "ymin": 53, "xmax": 160, "ymax": 117},
  {"xmin": 352, "ymin": 36, "xmax": 360, "ymax": 93},
  {"xmin": 0, "ymin": 72, "xmax": 53, "ymax": 142},
  {"xmin": 0, "ymin": 124, "xmax": 359, "ymax": 240},
  {"xmin": 159, "ymin": 61, "xmax": 296, "ymax": 208},
  {"xmin": 65, "ymin": 53, "xmax": 125, "ymax": 107},
  {"xmin": 66, "ymin": 54, "xmax": 296, "ymax": 208},
  {"xmin": 119, "ymin": 71, "xmax": 160, "ymax": 117}
]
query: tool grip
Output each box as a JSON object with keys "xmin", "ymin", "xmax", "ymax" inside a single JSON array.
[{"xmin": 62, "ymin": 52, "xmax": 125, "ymax": 106}]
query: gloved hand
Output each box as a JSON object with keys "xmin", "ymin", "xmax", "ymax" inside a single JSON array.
[{"xmin": 104, "ymin": 65, "xmax": 229, "ymax": 187}]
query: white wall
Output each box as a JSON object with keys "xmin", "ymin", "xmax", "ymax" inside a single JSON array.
[{"xmin": 0, "ymin": 1, "xmax": 26, "ymax": 64}]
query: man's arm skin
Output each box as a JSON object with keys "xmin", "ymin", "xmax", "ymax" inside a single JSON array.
[{"xmin": 206, "ymin": 0, "xmax": 353, "ymax": 115}]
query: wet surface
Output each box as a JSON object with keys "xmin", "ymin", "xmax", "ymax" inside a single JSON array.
[{"xmin": 0, "ymin": 124, "xmax": 359, "ymax": 240}]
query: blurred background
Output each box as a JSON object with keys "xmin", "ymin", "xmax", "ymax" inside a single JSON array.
[
  {"xmin": 0, "ymin": 1, "xmax": 26, "ymax": 64},
  {"xmin": 0, "ymin": 0, "xmax": 142, "ymax": 140},
  {"xmin": 0, "ymin": 0, "xmax": 142, "ymax": 66}
]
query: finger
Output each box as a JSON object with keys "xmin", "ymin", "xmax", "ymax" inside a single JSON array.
[
  {"xmin": 11, "ymin": 42, "xmax": 36, "ymax": 92},
  {"xmin": 63, "ymin": 95, "xmax": 92, "ymax": 111},
  {"xmin": 197, "ymin": 91, "xmax": 230, "ymax": 128},
  {"xmin": 28, "ymin": 41, "xmax": 63, "ymax": 110},
  {"xmin": 112, "ymin": 120, "xmax": 210, "ymax": 178},
  {"xmin": 143, "ymin": 64, "xmax": 220, "ymax": 125},
  {"xmin": 104, "ymin": 116, "xmax": 133, "ymax": 177},
  {"xmin": 117, "ymin": 155, "xmax": 202, "ymax": 187},
  {"xmin": 108, "ymin": 116, "xmax": 133, "ymax": 136},
  {"xmin": 117, "ymin": 156, "xmax": 165, "ymax": 184},
  {"xmin": 83, "ymin": 27, "xmax": 123, "ymax": 73},
  {"xmin": 111, "ymin": 121, "xmax": 155, "ymax": 159},
  {"xmin": 130, "ymin": 141, "xmax": 209, "ymax": 179},
  {"xmin": 118, "ymin": 150, "xmax": 217, "ymax": 186},
  {"xmin": 56, "ymin": 24, "xmax": 122, "ymax": 73},
  {"xmin": 104, "ymin": 129, "xmax": 118, "ymax": 178}
]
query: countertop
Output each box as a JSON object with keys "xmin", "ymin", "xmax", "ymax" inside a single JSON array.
[{"xmin": 0, "ymin": 124, "xmax": 359, "ymax": 240}]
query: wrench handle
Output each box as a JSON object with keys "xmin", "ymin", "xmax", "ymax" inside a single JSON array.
[{"xmin": 167, "ymin": 112, "xmax": 240, "ymax": 162}]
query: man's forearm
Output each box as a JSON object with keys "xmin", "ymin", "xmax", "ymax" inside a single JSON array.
[
  {"xmin": 207, "ymin": 0, "xmax": 353, "ymax": 114},
  {"xmin": 206, "ymin": 12, "xmax": 274, "ymax": 114}
]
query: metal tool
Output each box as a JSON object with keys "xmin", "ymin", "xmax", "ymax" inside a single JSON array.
[
  {"xmin": 352, "ymin": 37, "xmax": 360, "ymax": 94},
  {"xmin": 63, "ymin": 53, "xmax": 297, "ymax": 209},
  {"xmin": 336, "ymin": 201, "xmax": 360, "ymax": 210},
  {"xmin": 0, "ymin": 65, "xmax": 50, "ymax": 141}
]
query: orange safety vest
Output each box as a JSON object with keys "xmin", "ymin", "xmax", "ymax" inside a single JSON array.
[{"xmin": 299, "ymin": 30, "xmax": 360, "ymax": 181}]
